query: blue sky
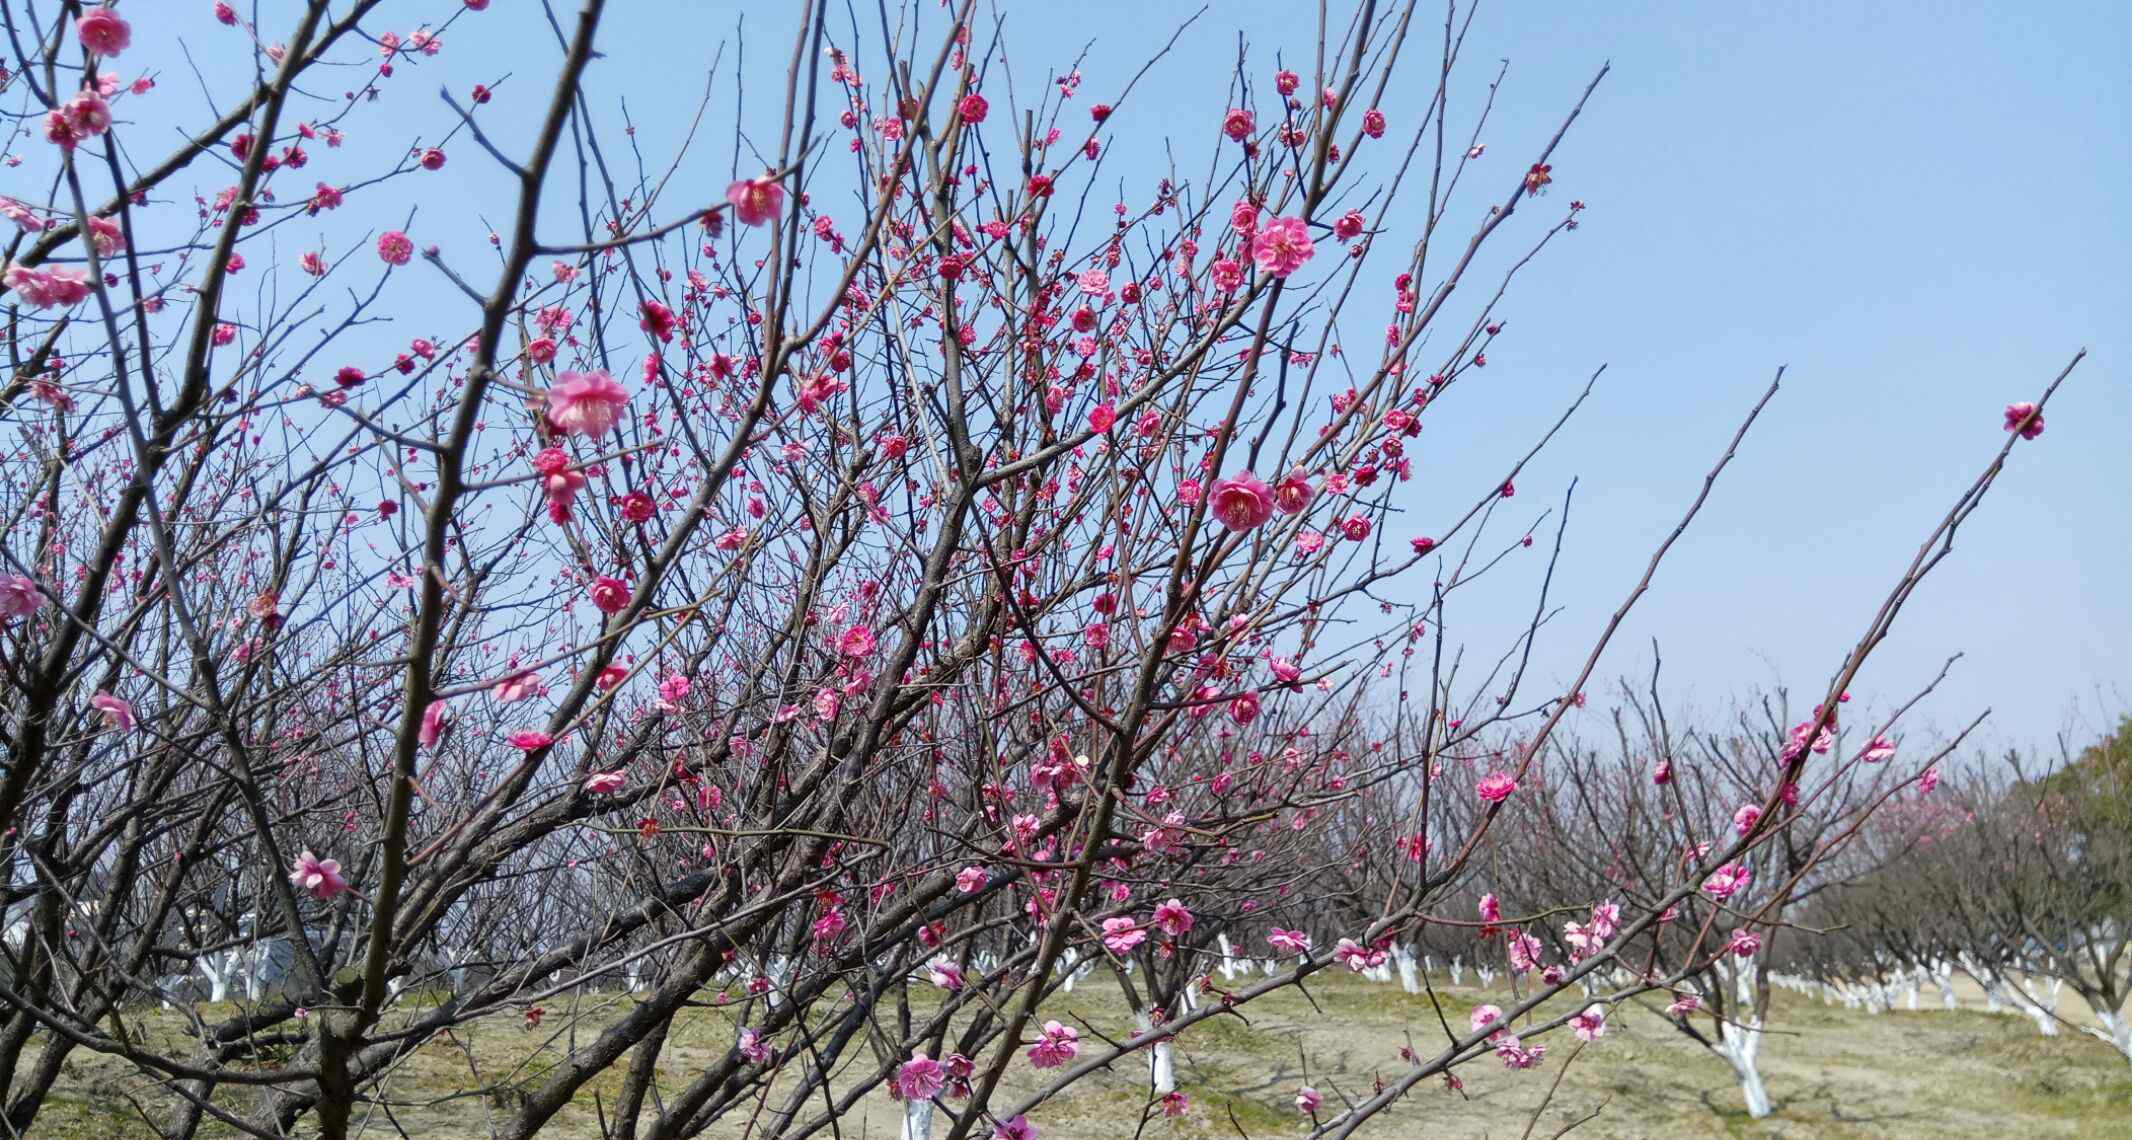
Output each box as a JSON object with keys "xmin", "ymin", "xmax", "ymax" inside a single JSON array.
[
  {"xmin": 971, "ymin": 0, "xmax": 2132, "ymax": 750},
  {"xmin": 86, "ymin": 1, "xmax": 2129, "ymax": 753}
]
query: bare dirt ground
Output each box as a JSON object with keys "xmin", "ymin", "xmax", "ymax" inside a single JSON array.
[{"xmin": 27, "ymin": 970, "xmax": 2132, "ymax": 1138}]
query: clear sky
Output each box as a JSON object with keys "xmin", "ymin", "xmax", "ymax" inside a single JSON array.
[
  {"xmin": 99, "ymin": 1, "xmax": 2131, "ymax": 753},
  {"xmin": 973, "ymin": 0, "xmax": 2132, "ymax": 752}
]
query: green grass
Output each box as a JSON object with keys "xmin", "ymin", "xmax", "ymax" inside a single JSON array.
[{"xmin": 12, "ymin": 975, "xmax": 2132, "ymax": 1137}]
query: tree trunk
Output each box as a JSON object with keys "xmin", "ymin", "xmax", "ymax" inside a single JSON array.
[{"xmin": 900, "ymin": 1097, "xmax": 934, "ymax": 1140}]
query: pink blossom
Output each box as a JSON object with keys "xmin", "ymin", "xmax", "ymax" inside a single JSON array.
[
  {"xmin": 546, "ymin": 370, "xmax": 630, "ymax": 437},
  {"xmin": 1469, "ymin": 1004, "xmax": 1503, "ymax": 1034},
  {"xmin": 1272, "ymin": 471, "xmax": 1315, "ymax": 514},
  {"xmin": 1919, "ymin": 766, "xmax": 1941, "ymax": 794},
  {"xmin": 1478, "ymin": 893, "xmax": 1501, "ymax": 923},
  {"xmin": 738, "ymin": 1026, "xmax": 772, "ymax": 1064},
  {"xmin": 1666, "ymin": 993, "xmax": 1702, "ymax": 1017},
  {"xmin": 1727, "ymin": 929, "xmax": 1762, "ymax": 958},
  {"xmin": 1732, "ymin": 804, "xmax": 1762, "ymax": 836},
  {"xmin": 91, "ymin": 691, "xmax": 134, "ymax": 732},
  {"xmin": 2002, "ymin": 401, "xmax": 2044, "ymax": 440},
  {"xmin": 494, "ymin": 671, "xmax": 543, "ymax": 703},
  {"xmin": 924, "ymin": 959, "xmax": 964, "ymax": 992},
  {"xmin": 1152, "ymin": 898, "xmax": 1195, "ymax": 936},
  {"xmin": 1222, "ymin": 107, "xmax": 1255, "ymax": 141},
  {"xmin": 1570, "ymin": 1005, "xmax": 1607, "ymax": 1042},
  {"xmin": 86, "ymin": 216, "xmax": 124, "ymax": 256},
  {"xmin": 1249, "ymin": 216, "xmax": 1315, "ymax": 278},
  {"xmin": 1026, "ymin": 1019, "xmax": 1080, "ymax": 1068},
  {"xmin": 726, "ymin": 177, "xmax": 784, "ymax": 226},
  {"xmin": 896, "ymin": 1051, "xmax": 945, "ymax": 1101},
  {"xmin": 1100, "ymin": 916, "xmax": 1146, "ymax": 955},
  {"xmin": 993, "ymin": 1117, "xmax": 1037, "ymax": 1140},
  {"xmin": 66, "ymin": 91, "xmax": 112, "ymax": 137},
  {"xmin": 1702, "ymin": 862, "xmax": 1751, "ymax": 901},
  {"xmin": 289, "ymin": 851, "xmax": 347, "ymax": 900},
  {"xmin": 1267, "ymin": 928, "xmax": 1310, "ymax": 955},
  {"xmin": 1209, "ymin": 472, "xmax": 1275, "ymax": 532},
  {"xmin": 419, "ymin": 701, "xmax": 449, "ymax": 748},
  {"xmin": 589, "ymin": 575, "xmax": 630, "ymax": 614},
  {"xmin": 1861, "ymin": 736, "xmax": 1896, "ymax": 764},
  {"xmin": 507, "ymin": 730, "xmax": 554, "ymax": 751},
  {"xmin": 1494, "ymin": 1037, "xmax": 1546, "ymax": 1069},
  {"xmin": 958, "ymin": 92, "xmax": 988, "ymax": 123},
  {"xmin": 836, "ymin": 625, "xmax": 877, "ymax": 657},
  {"xmin": 955, "ymin": 865, "xmax": 988, "ymax": 893},
  {"xmin": 1209, "ymin": 257, "xmax": 1244, "ymax": 292},
  {"xmin": 0, "ymin": 576, "xmax": 40, "ymax": 620},
  {"xmin": 1506, "ymin": 931, "xmax": 1544, "ymax": 973},
  {"xmin": 4, "ymin": 265, "xmax": 91, "ymax": 309},
  {"xmin": 1295, "ymin": 1086, "xmax": 1321, "ymax": 1114},
  {"xmin": 1475, "ymin": 771, "xmax": 1517, "ymax": 803},
  {"xmin": 376, "ymin": 231, "xmax": 414, "ymax": 265},
  {"xmin": 583, "ymin": 771, "xmax": 627, "ymax": 794},
  {"xmin": 1160, "ymin": 1091, "xmax": 1189, "ymax": 1117},
  {"xmin": 76, "ymin": 7, "xmax": 131, "ymax": 55}
]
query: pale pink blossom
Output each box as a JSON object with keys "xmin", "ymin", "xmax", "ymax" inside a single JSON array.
[
  {"xmin": 924, "ymin": 958, "xmax": 964, "ymax": 992},
  {"xmin": 4, "ymin": 265, "xmax": 92, "ymax": 309},
  {"xmin": 1570, "ymin": 1005, "xmax": 1607, "ymax": 1042},
  {"xmin": 546, "ymin": 370, "xmax": 630, "ymax": 436},
  {"xmin": 419, "ymin": 701, "xmax": 449, "ymax": 748},
  {"xmin": 289, "ymin": 851, "xmax": 347, "ymax": 899},
  {"xmin": 1026, "ymin": 1019, "xmax": 1079, "ymax": 1068},
  {"xmin": 91, "ymin": 691, "xmax": 134, "ymax": 732},
  {"xmin": 1100, "ymin": 916, "xmax": 1146, "ymax": 955},
  {"xmin": 836, "ymin": 625, "xmax": 877, "ymax": 657},
  {"xmin": 494, "ymin": 671, "xmax": 543, "ymax": 702},
  {"xmin": 1249, "ymin": 216, "xmax": 1315, "ymax": 278},
  {"xmin": 1267, "ymin": 928, "xmax": 1311, "ymax": 955},
  {"xmin": 1732, "ymin": 804, "xmax": 1762, "ymax": 836},
  {"xmin": 1702, "ymin": 862, "xmax": 1752, "ymax": 901},
  {"xmin": 1209, "ymin": 472, "xmax": 1275, "ymax": 532},
  {"xmin": 0, "ymin": 576, "xmax": 39, "ymax": 620}
]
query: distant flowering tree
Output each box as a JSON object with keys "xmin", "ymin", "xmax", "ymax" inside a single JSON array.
[
  {"xmin": 0, "ymin": 1, "xmax": 2081, "ymax": 1138},
  {"xmin": 1794, "ymin": 718, "xmax": 2132, "ymax": 1064}
]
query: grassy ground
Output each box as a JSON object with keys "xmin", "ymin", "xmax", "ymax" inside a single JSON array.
[{"xmin": 23, "ymin": 971, "xmax": 2132, "ymax": 1138}]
